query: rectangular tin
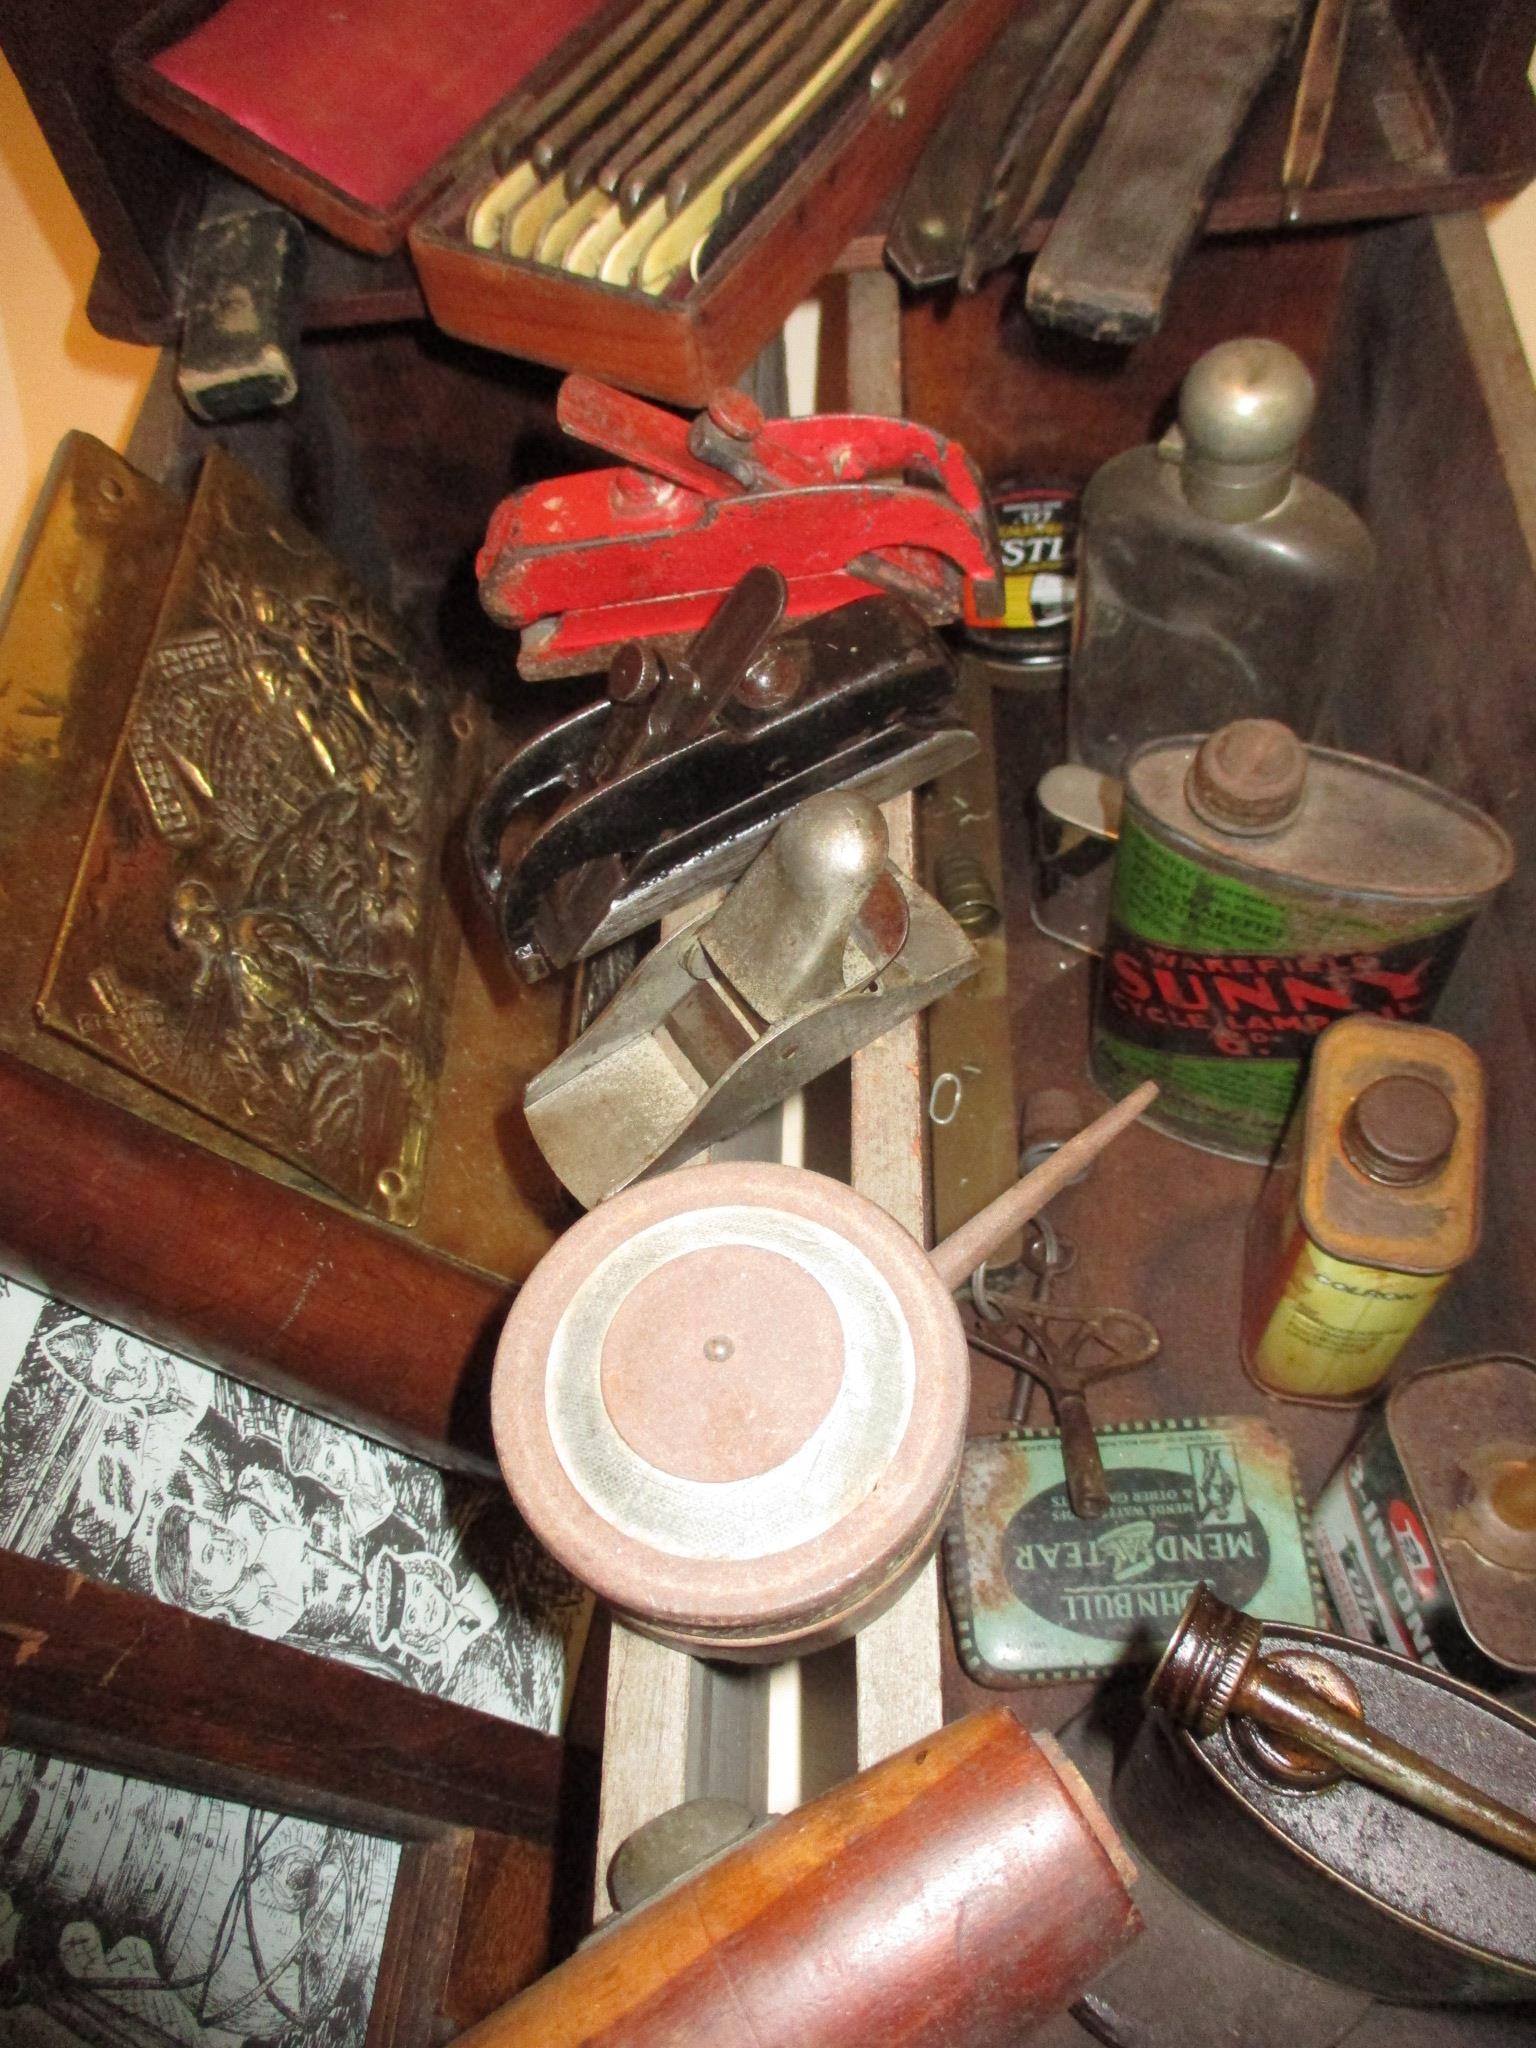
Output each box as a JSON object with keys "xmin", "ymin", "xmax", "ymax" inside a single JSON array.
[
  {"xmin": 944, "ymin": 1415, "xmax": 1324, "ymax": 1685},
  {"xmin": 1241, "ymin": 1016, "xmax": 1484, "ymax": 1403},
  {"xmin": 1312, "ymin": 1355, "xmax": 1536, "ymax": 1691}
]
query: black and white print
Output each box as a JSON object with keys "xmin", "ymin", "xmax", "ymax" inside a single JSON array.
[
  {"xmin": 0, "ymin": 1747, "xmax": 399, "ymax": 2046},
  {"xmin": 0, "ymin": 1278, "xmax": 588, "ymax": 1732}
]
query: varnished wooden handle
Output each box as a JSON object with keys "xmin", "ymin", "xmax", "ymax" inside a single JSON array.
[{"xmin": 454, "ymin": 1708, "xmax": 1141, "ymax": 2046}]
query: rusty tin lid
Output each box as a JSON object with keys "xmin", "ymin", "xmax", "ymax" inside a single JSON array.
[
  {"xmin": 1125, "ymin": 729, "xmax": 1513, "ymax": 911},
  {"xmin": 1389, "ymin": 1355, "xmax": 1536, "ymax": 1674},
  {"xmin": 1298, "ymin": 1016, "xmax": 1484, "ymax": 1274},
  {"xmin": 490, "ymin": 1160, "xmax": 969, "ymax": 1651}
]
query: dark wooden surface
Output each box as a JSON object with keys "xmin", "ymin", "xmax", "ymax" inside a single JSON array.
[{"xmin": 906, "ymin": 213, "xmax": 1536, "ymax": 2044}]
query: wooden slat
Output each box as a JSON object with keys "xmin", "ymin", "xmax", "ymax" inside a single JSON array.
[{"xmin": 592, "ymin": 1625, "xmax": 694, "ymax": 1915}]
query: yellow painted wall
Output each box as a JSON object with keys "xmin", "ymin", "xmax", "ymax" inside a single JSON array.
[
  {"xmin": 1487, "ymin": 51, "xmax": 1536, "ymax": 369},
  {"xmin": 0, "ymin": 59, "xmax": 157, "ymax": 573}
]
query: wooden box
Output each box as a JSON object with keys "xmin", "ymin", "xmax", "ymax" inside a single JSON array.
[
  {"xmin": 5, "ymin": 1, "xmax": 1536, "ymax": 370},
  {"xmin": 110, "ymin": 0, "xmax": 1016, "ymax": 402},
  {"xmin": 589, "ymin": 213, "xmax": 1536, "ymax": 2048}
]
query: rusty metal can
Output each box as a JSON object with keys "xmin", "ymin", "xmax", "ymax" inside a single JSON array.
[
  {"xmin": 1312, "ymin": 1354, "xmax": 1536, "ymax": 1694},
  {"xmin": 1090, "ymin": 719, "xmax": 1512, "ymax": 1161},
  {"xmin": 1115, "ymin": 1611, "xmax": 1536, "ymax": 2003},
  {"xmin": 1240, "ymin": 1016, "xmax": 1484, "ymax": 1402}
]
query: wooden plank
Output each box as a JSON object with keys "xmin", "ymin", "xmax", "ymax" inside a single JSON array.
[
  {"xmin": 844, "ymin": 268, "xmax": 945, "ymax": 1768},
  {"xmin": 852, "ymin": 793, "xmax": 945, "ymax": 1768},
  {"xmin": 592, "ymin": 1625, "xmax": 694, "ymax": 1917},
  {"xmin": 0, "ymin": 1550, "xmax": 562, "ymax": 1839}
]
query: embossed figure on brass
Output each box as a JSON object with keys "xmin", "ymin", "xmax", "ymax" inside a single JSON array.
[{"xmin": 38, "ymin": 452, "xmax": 457, "ymax": 1223}]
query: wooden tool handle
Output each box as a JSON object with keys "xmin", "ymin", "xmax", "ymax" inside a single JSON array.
[
  {"xmin": 929, "ymin": 1080, "xmax": 1157, "ymax": 1291},
  {"xmin": 453, "ymin": 1709, "xmax": 1140, "ymax": 2047}
]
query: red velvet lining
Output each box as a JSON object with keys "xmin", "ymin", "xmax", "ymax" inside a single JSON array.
[{"xmin": 152, "ymin": 0, "xmax": 618, "ymax": 213}]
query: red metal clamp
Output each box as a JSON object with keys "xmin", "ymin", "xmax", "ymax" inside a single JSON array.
[{"xmin": 477, "ymin": 375, "xmax": 1005, "ymax": 678}]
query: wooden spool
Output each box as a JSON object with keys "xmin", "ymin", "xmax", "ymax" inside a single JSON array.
[{"xmin": 491, "ymin": 1084, "xmax": 1154, "ymax": 1657}]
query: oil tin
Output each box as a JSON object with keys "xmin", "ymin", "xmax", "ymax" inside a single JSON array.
[
  {"xmin": 1115, "ymin": 1615, "xmax": 1536, "ymax": 2003},
  {"xmin": 961, "ymin": 484, "xmax": 1077, "ymax": 685},
  {"xmin": 1311, "ymin": 1354, "xmax": 1536, "ymax": 1693},
  {"xmin": 1091, "ymin": 719, "xmax": 1513, "ymax": 1161},
  {"xmin": 1240, "ymin": 1017, "xmax": 1484, "ymax": 1402}
]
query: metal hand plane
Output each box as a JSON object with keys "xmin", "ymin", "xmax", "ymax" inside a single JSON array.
[
  {"xmin": 467, "ymin": 565, "xmax": 977, "ymax": 983},
  {"xmin": 475, "ymin": 374, "xmax": 1004, "ymax": 678},
  {"xmin": 522, "ymin": 788, "xmax": 978, "ymax": 1206}
]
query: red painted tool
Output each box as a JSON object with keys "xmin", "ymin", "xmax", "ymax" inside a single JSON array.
[{"xmin": 476, "ymin": 375, "xmax": 1005, "ymax": 677}]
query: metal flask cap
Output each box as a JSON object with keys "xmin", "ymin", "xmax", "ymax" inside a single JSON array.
[
  {"xmin": 1185, "ymin": 718, "xmax": 1308, "ymax": 834},
  {"xmin": 1178, "ymin": 338, "xmax": 1315, "ymax": 523}
]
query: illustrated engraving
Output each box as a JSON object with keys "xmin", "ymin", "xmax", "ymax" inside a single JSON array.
[{"xmin": 40, "ymin": 454, "xmax": 456, "ymax": 1220}]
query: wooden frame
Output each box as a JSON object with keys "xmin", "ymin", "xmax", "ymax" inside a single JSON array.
[{"xmin": 0, "ymin": 1550, "xmax": 577, "ymax": 2044}]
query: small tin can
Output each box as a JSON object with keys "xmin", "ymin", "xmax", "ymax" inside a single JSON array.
[
  {"xmin": 1312, "ymin": 1354, "xmax": 1536, "ymax": 1692},
  {"xmin": 961, "ymin": 483, "xmax": 1077, "ymax": 689},
  {"xmin": 1240, "ymin": 1016, "xmax": 1484, "ymax": 1402},
  {"xmin": 1091, "ymin": 719, "xmax": 1512, "ymax": 1160}
]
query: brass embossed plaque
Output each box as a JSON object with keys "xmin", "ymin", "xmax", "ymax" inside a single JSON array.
[{"xmin": 40, "ymin": 450, "xmax": 454, "ymax": 1223}]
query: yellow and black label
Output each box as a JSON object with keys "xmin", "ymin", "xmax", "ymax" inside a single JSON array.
[
  {"xmin": 1253, "ymin": 1241, "xmax": 1447, "ymax": 1399},
  {"xmin": 964, "ymin": 487, "xmax": 1077, "ymax": 635}
]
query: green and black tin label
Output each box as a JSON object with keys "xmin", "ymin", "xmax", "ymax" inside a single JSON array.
[
  {"xmin": 945, "ymin": 1416, "xmax": 1322, "ymax": 1686},
  {"xmin": 1092, "ymin": 816, "xmax": 1472, "ymax": 1157}
]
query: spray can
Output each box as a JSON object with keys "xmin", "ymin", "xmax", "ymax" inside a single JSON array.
[
  {"xmin": 1311, "ymin": 1355, "xmax": 1536, "ymax": 1696},
  {"xmin": 1091, "ymin": 719, "xmax": 1512, "ymax": 1161},
  {"xmin": 1241, "ymin": 1016, "xmax": 1484, "ymax": 1402}
]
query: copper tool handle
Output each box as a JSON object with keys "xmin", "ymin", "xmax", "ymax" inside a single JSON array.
[
  {"xmin": 532, "ymin": 0, "xmax": 709, "ymax": 173},
  {"xmin": 930, "ymin": 1081, "xmax": 1157, "ymax": 1291},
  {"xmin": 559, "ymin": 0, "xmax": 721, "ymax": 192},
  {"xmin": 1240, "ymin": 1660, "xmax": 1536, "ymax": 1870},
  {"xmin": 618, "ymin": 0, "xmax": 832, "ymax": 215},
  {"xmin": 1280, "ymin": 0, "xmax": 1354, "ymax": 219},
  {"xmin": 451, "ymin": 1710, "xmax": 1141, "ymax": 2048},
  {"xmin": 588, "ymin": 0, "xmax": 796, "ymax": 200},
  {"xmin": 960, "ymin": 0, "xmax": 1151, "ymax": 290},
  {"xmin": 663, "ymin": 0, "xmax": 873, "ymax": 214}
]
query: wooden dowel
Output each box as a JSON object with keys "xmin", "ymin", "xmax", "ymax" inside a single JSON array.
[{"xmin": 928, "ymin": 1080, "xmax": 1157, "ymax": 1291}]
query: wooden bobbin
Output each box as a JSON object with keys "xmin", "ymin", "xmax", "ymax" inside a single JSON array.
[{"xmin": 491, "ymin": 1083, "xmax": 1155, "ymax": 1656}]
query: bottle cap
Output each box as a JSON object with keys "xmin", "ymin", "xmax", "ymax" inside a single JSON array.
[
  {"xmin": 1178, "ymin": 338, "xmax": 1314, "ymax": 522},
  {"xmin": 1456, "ymin": 1443, "xmax": 1536, "ymax": 1574},
  {"xmin": 1185, "ymin": 719, "xmax": 1307, "ymax": 834},
  {"xmin": 1342, "ymin": 1075, "xmax": 1459, "ymax": 1185}
]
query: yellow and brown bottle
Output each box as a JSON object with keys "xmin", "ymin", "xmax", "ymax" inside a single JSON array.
[{"xmin": 1242, "ymin": 1015, "xmax": 1484, "ymax": 1403}]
